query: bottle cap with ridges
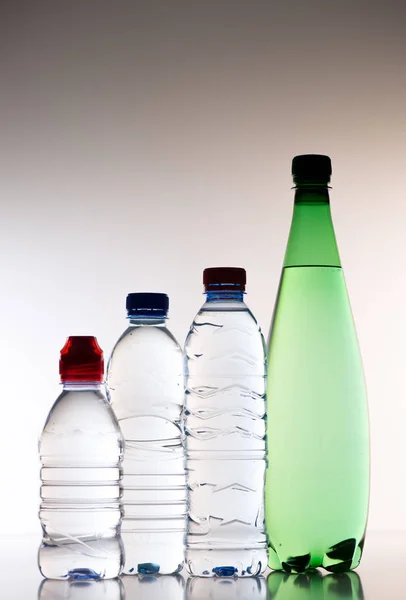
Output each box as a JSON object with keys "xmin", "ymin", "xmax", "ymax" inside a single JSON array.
[
  {"xmin": 59, "ymin": 336, "xmax": 104, "ymax": 383},
  {"xmin": 203, "ymin": 267, "xmax": 246, "ymax": 292},
  {"xmin": 292, "ymin": 154, "xmax": 332, "ymax": 184},
  {"xmin": 126, "ymin": 292, "xmax": 169, "ymax": 316}
]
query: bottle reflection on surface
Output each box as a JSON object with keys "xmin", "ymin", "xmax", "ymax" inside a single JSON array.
[
  {"xmin": 121, "ymin": 574, "xmax": 185, "ymax": 600},
  {"xmin": 186, "ymin": 576, "xmax": 266, "ymax": 600},
  {"xmin": 268, "ymin": 570, "xmax": 364, "ymax": 600},
  {"xmin": 38, "ymin": 578, "xmax": 124, "ymax": 600}
]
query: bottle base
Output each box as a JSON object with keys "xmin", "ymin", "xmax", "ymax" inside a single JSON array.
[
  {"xmin": 121, "ymin": 531, "xmax": 184, "ymax": 575},
  {"xmin": 38, "ymin": 538, "xmax": 123, "ymax": 580},
  {"xmin": 268, "ymin": 537, "xmax": 365, "ymax": 574},
  {"xmin": 186, "ymin": 548, "xmax": 267, "ymax": 577},
  {"xmin": 122, "ymin": 562, "xmax": 184, "ymax": 576}
]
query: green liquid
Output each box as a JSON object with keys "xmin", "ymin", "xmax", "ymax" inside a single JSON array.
[{"xmin": 265, "ymin": 265, "xmax": 369, "ymax": 572}]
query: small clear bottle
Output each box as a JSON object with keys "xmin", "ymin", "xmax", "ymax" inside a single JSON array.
[
  {"xmin": 106, "ymin": 293, "xmax": 186, "ymax": 575},
  {"xmin": 38, "ymin": 336, "xmax": 124, "ymax": 580}
]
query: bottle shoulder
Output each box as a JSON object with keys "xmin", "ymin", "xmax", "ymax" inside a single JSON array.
[
  {"xmin": 110, "ymin": 324, "xmax": 182, "ymax": 353},
  {"xmin": 186, "ymin": 302, "xmax": 264, "ymax": 339},
  {"xmin": 107, "ymin": 324, "xmax": 183, "ymax": 377},
  {"xmin": 41, "ymin": 388, "xmax": 121, "ymax": 434},
  {"xmin": 39, "ymin": 389, "xmax": 123, "ymax": 463},
  {"xmin": 185, "ymin": 302, "xmax": 266, "ymax": 358}
]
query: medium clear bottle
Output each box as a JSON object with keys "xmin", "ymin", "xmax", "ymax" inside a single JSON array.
[
  {"xmin": 184, "ymin": 267, "xmax": 267, "ymax": 577},
  {"xmin": 265, "ymin": 155, "xmax": 369, "ymax": 573},
  {"xmin": 106, "ymin": 293, "xmax": 186, "ymax": 575},
  {"xmin": 38, "ymin": 336, "xmax": 124, "ymax": 580}
]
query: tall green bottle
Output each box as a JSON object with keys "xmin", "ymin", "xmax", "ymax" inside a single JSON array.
[{"xmin": 265, "ymin": 155, "xmax": 369, "ymax": 573}]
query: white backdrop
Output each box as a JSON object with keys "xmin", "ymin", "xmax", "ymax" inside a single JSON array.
[{"xmin": 1, "ymin": 0, "xmax": 405, "ymax": 536}]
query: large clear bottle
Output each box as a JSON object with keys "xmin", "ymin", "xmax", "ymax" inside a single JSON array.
[
  {"xmin": 184, "ymin": 267, "xmax": 267, "ymax": 577},
  {"xmin": 38, "ymin": 336, "xmax": 124, "ymax": 580},
  {"xmin": 265, "ymin": 155, "xmax": 370, "ymax": 573},
  {"xmin": 106, "ymin": 293, "xmax": 186, "ymax": 575}
]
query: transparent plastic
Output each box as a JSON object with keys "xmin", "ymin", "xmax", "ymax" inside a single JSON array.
[
  {"xmin": 106, "ymin": 316, "xmax": 186, "ymax": 575},
  {"xmin": 38, "ymin": 383, "xmax": 124, "ymax": 580},
  {"xmin": 184, "ymin": 290, "xmax": 267, "ymax": 577}
]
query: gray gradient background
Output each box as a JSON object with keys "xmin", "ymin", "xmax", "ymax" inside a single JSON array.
[{"xmin": 1, "ymin": 0, "xmax": 405, "ymax": 543}]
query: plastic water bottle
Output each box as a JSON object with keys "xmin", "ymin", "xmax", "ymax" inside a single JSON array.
[
  {"xmin": 184, "ymin": 268, "xmax": 267, "ymax": 577},
  {"xmin": 106, "ymin": 293, "xmax": 186, "ymax": 575},
  {"xmin": 38, "ymin": 336, "xmax": 124, "ymax": 580}
]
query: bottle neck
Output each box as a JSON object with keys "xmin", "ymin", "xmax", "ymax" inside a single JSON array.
[
  {"xmin": 127, "ymin": 314, "xmax": 167, "ymax": 326},
  {"xmin": 205, "ymin": 290, "xmax": 245, "ymax": 302},
  {"xmin": 283, "ymin": 185, "xmax": 341, "ymax": 268},
  {"xmin": 62, "ymin": 381, "xmax": 103, "ymax": 390}
]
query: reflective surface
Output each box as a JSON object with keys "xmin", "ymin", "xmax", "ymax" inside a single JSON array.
[
  {"xmin": 186, "ymin": 575, "xmax": 266, "ymax": 599},
  {"xmin": 268, "ymin": 571, "xmax": 364, "ymax": 599},
  {"xmin": 121, "ymin": 573, "xmax": 185, "ymax": 600},
  {"xmin": 1, "ymin": 533, "xmax": 405, "ymax": 599},
  {"xmin": 38, "ymin": 579, "xmax": 125, "ymax": 600}
]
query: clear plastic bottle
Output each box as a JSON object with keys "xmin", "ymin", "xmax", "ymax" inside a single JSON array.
[
  {"xmin": 106, "ymin": 293, "xmax": 186, "ymax": 575},
  {"xmin": 38, "ymin": 336, "xmax": 124, "ymax": 580},
  {"xmin": 184, "ymin": 268, "xmax": 267, "ymax": 577}
]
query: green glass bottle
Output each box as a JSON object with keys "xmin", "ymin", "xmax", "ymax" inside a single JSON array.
[
  {"xmin": 265, "ymin": 155, "xmax": 369, "ymax": 573},
  {"xmin": 268, "ymin": 571, "xmax": 364, "ymax": 600}
]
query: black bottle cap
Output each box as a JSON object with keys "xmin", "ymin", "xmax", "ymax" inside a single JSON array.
[
  {"xmin": 292, "ymin": 154, "xmax": 332, "ymax": 184},
  {"xmin": 203, "ymin": 267, "xmax": 246, "ymax": 292},
  {"xmin": 126, "ymin": 293, "xmax": 169, "ymax": 316}
]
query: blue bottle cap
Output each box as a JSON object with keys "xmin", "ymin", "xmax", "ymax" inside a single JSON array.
[{"xmin": 126, "ymin": 293, "xmax": 169, "ymax": 317}]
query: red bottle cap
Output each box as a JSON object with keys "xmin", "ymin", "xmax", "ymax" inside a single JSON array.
[{"xmin": 59, "ymin": 336, "xmax": 104, "ymax": 383}]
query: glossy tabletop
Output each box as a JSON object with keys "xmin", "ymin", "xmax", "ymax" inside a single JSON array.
[{"xmin": 1, "ymin": 532, "xmax": 404, "ymax": 599}]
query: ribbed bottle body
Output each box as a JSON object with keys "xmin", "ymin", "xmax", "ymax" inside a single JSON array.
[
  {"xmin": 107, "ymin": 322, "xmax": 186, "ymax": 575},
  {"xmin": 185, "ymin": 298, "xmax": 267, "ymax": 577},
  {"xmin": 39, "ymin": 386, "xmax": 124, "ymax": 580}
]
